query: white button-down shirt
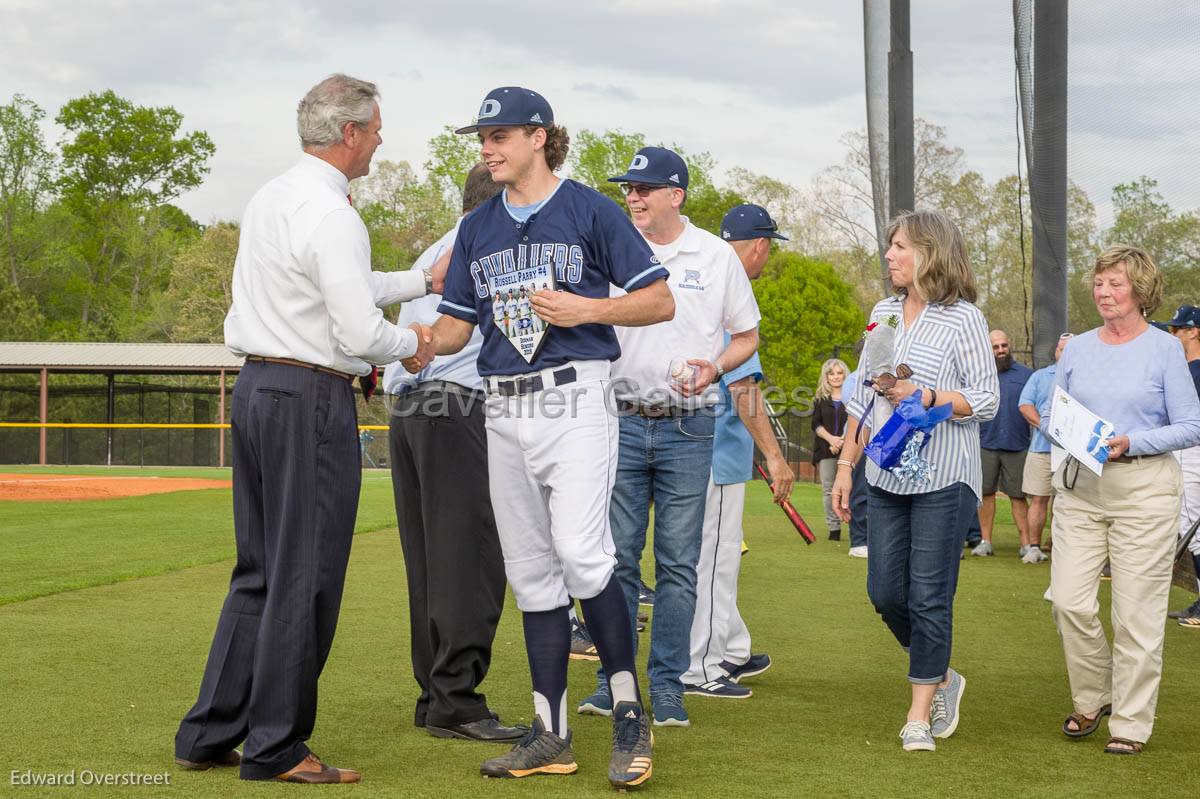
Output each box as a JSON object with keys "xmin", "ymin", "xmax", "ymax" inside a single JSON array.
[
  {"xmin": 381, "ymin": 219, "xmax": 486, "ymax": 394},
  {"xmin": 224, "ymin": 154, "xmax": 427, "ymax": 375},
  {"xmin": 611, "ymin": 218, "xmax": 761, "ymax": 409}
]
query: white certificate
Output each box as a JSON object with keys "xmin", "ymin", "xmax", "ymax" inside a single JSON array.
[{"xmin": 1048, "ymin": 386, "xmax": 1114, "ymax": 477}]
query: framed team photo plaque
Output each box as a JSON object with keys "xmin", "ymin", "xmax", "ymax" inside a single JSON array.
[{"xmin": 488, "ymin": 259, "xmax": 557, "ymax": 363}]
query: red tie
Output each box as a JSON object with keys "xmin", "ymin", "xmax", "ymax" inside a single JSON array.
[{"xmin": 346, "ymin": 193, "xmax": 353, "ymax": 206}]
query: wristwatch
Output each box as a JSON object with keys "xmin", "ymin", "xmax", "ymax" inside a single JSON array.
[
  {"xmin": 714, "ymin": 362, "xmax": 726, "ymax": 380},
  {"xmin": 423, "ymin": 270, "xmax": 434, "ymax": 296}
]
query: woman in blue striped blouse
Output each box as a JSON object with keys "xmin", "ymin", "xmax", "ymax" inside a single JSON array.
[{"xmin": 831, "ymin": 209, "xmax": 998, "ymax": 752}]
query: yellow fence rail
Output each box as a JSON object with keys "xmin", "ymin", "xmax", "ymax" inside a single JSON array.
[{"xmin": 0, "ymin": 423, "xmax": 390, "ymax": 431}]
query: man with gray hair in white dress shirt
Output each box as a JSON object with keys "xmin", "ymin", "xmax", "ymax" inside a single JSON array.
[{"xmin": 174, "ymin": 74, "xmax": 435, "ymax": 785}]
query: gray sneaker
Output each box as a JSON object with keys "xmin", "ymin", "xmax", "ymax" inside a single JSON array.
[
  {"xmin": 1022, "ymin": 545, "xmax": 1048, "ymax": 564},
  {"xmin": 971, "ymin": 540, "xmax": 994, "ymax": 557},
  {"xmin": 480, "ymin": 718, "xmax": 577, "ymax": 778},
  {"xmin": 930, "ymin": 668, "xmax": 966, "ymax": 738},
  {"xmin": 899, "ymin": 720, "xmax": 935, "ymax": 751}
]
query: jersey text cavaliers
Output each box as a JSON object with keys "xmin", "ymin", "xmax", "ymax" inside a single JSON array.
[{"xmin": 471, "ymin": 243, "xmax": 584, "ymax": 298}]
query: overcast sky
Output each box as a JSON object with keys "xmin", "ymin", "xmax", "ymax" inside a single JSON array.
[{"xmin": 1, "ymin": 1, "xmax": 1196, "ymax": 228}]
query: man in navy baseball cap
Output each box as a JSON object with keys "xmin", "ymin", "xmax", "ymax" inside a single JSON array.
[
  {"xmin": 608, "ymin": 146, "xmax": 689, "ymax": 190},
  {"xmin": 1167, "ymin": 303, "xmax": 1200, "ymax": 330},
  {"xmin": 720, "ymin": 204, "xmax": 788, "ymax": 243},
  {"xmin": 718, "ymin": 203, "xmax": 787, "ymax": 280},
  {"xmin": 455, "ymin": 86, "xmax": 553, "ymax": 134}
]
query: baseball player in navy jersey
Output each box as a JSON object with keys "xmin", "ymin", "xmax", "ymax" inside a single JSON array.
[
  {"xmin": 580, "ymin": 147, "xmax": 760, "ymax": 727},
  {"xmin": 683, "ymin": 204, "xmax": 794, "ymax": 698},
  {"xmin": 404, "ymin": 86, "xmax": 673, "ymax": 788}
]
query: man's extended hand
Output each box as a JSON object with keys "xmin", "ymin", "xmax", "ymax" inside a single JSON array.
[
  {"xmin": 531, "ymin": 289, "xmax": 597, "ymax": 327},
  {"xmin": 428, "ymin": 249, "xmax": 452, "ymax": 295},
  {"xmin": 402, "ymin": 323, "xmax": 435, "ymax": 373},
  {"xmin": 765, "ymin": 454, "xmax": 794, "ymax": 504}
]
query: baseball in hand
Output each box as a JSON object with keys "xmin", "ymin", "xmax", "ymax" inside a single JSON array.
[{"xmin": 668, "ymin": 358, "xmax": 698, "ymax": 387}]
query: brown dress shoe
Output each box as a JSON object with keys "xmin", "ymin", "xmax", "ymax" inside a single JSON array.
[
  {"xmin": 174, "ymin": 750, "xmax": 242, "ymax": 770},
  {"xmin": 275, "ymin": 753, "xmax": 361, "ymax": 784}
]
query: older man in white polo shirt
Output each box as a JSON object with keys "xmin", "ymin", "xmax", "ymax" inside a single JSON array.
[
  {"xmin": 579, "ymin": 147, "xmax": 759, "ymax": 728},
  {"xmin": 174, "ymin": 74, "xmax": 434, "ymax": 785}
]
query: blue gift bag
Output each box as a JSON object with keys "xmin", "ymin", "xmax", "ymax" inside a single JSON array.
[{"xmin": 863, "ymin": 391, "xmax": 953, "ymax": 478}]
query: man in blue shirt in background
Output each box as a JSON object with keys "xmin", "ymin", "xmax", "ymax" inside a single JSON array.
[
  {"xmin": 1017, "ymin": 333, "xmax": 1072, "ymax": 564},
  {"xmin": 973, "ymin": 329, "xmax": 1033, "ymax": 557},
  {"xmin": 682, "ymin": 204, "xmax": 794, "ymax": 698}
]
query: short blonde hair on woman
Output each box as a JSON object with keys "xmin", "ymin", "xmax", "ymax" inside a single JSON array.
[
  {"xmin": 1091, "ymin": 244, "xmax": 1163, "ymax": 317},
  {"xmin": 815, "ymin": 358, "xmax": 849, "ymax": 401},
  {"xmin": 886, "ymin": 209, "xmax": 978, "ymax": 305}
]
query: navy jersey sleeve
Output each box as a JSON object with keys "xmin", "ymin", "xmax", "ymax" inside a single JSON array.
[
  {"xmin": 591, "ymin": 198, "xmax": 668, "ymax": 291},
  {"xmin": 437, "ymin": 226, "xmax": 479, "ymax": 323}
]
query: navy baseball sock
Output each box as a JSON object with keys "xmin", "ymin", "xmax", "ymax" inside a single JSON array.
[
  {"xmin": 579, "ymin": 576, "xmax": 641, "ymax": 706},
  {"xmin": 522, "ymin": 607, "xmax": 570, "ymax": 738},
  {"xmin": 1193, "ymin": 554, "xmax": 1200, "ymax": 593}
]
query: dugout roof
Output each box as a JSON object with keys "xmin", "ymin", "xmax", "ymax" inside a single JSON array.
[{"xmin": 0, "ymin": 342, "xmax": 243, "ymax": 375}]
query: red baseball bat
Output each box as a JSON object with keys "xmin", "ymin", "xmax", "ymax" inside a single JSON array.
[{"xmin": 755, "ymin": 463, "xmax": 815, "ymax": 544}]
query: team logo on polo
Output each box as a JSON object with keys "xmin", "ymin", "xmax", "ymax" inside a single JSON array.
[{"xmin": 678, "ymin": 269, "xmax": 704, "ymax": 291}]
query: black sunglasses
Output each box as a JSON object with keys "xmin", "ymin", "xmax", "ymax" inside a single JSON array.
[{"xmin": 620, "ymin": 183, "xmax": 674, "ymax": 197}]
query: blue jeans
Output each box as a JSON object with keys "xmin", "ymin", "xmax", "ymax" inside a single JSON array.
[
  {"xmin": 849, "ymin": 457, "xmax": 870, "ymax": 548},
  {"xmin": 605, "ymin": 410, "xmax": 715, "ymax": 698},
  {"xmin": 866, "ymin": 481, "xmax": 976, "ymax": 684}
]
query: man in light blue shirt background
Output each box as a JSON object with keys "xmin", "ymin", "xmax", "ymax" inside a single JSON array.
[{"xmin": 1017, "ymin": 333, "xmax": 1071, "ymax": 564}]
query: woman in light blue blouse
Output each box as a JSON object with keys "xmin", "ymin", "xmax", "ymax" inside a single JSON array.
[
  {"xmin": 831, "ymin": 210, "xmax": 998, "ymax": 752},
  {"xmin": 1041, "ymin": 245, "xmax": 1200, "ymax": 755}
]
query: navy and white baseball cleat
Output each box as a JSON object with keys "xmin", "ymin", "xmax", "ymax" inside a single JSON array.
[
  {"xmin": 683, "ymin": 677, "xmax": 752, "ymax": 699},
  {"xmin": 719, "ymin": 653, "xmax": 772, "ymax": 683},
  {"xmin": 479, "ymin": 718, "xmax": 577, "ymax": 779},
  {"xmin": 608, "ymin": 702, "xmax": 653, "ymax": 788}
]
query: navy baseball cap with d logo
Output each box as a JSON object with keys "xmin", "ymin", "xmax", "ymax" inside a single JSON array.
[
  {"xmin": 721, "ymin": 203, "xmax": 789, "ymax": 241},
  {"xmin": 455, "ymin": 87, "xmax": 553, "ymax": 134},
  {"xmin": 1167, "ymin": 303, "xmax": 1200, "ymax": 328},
  {"xmin": 607, "ymin": 146, "xmax": 689, "ymax": 189}
]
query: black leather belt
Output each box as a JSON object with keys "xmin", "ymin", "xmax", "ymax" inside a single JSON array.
[
  {"xmin": 490, "ymin": 366, "xmax": 577, "ymax": 397},
  {"xmin": 618, "ymin": 400, "xmax": 684, "ymax": 418},
  {"xmin": 393, "ymin": 380, "xmax": 484, "ymax": 402}
]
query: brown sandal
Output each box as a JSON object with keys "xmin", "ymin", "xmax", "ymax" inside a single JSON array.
[
  {"xmin": 1062, "ymin": 704, "xmax": 1111, "ymax": 738},
  {"xmin": 1104, "ymin": 737, "xmax": 1143, "ymax": 755}
]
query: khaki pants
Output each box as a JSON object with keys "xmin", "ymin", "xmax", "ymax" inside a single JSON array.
[{"xmin": 1050, "ymin": 454, "xmax": 1181, "ymax": 743}]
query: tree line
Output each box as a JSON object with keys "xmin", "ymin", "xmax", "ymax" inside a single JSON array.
[{"xmin": 2, "ymin": 91, "xmax": 1198, "ymax": 401}]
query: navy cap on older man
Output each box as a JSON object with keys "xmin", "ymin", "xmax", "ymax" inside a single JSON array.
[
  {"xmin": 720, "ymin": 203, "xmax": 789, "ymax": 242},
  {"xmin": 607, "ymin": 146, "xmax": 689, "ymax": 189}
]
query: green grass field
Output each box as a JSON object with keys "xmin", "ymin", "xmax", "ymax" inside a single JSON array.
[{"xmin": 1, "ymin": 468, "xmax": 1198, "ymax": 798}]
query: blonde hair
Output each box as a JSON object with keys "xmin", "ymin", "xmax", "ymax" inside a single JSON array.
[
  {"xmin": 886, "ymin": 209, "xmax": 977, "ymax": 305},
  {"xmin": 1090, "ymin": 244, "xmax": 1162, "ymax": 316},
  {"xmin": 816, "ymin": 358, "xmax": 849, "ymax": 401}
]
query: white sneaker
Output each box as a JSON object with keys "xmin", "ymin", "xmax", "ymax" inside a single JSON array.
[
  {"xmin": 971, "ymin": 540, "xmax": 994, "ymax": 557},
  {"xmin": 848, "ymin": 546, "xmax": 869, "ymax": 559},
  {"xmin": 899, "ymin": 720, "xmax": 935, "ymax": 751},
  {"xmin": 1019, "ymin": 544, "xmax": 1030, "ymax": 558},
  {"xmin": 1021, "ymin": 546, "xmax": 1047, "ymax": 564}
]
